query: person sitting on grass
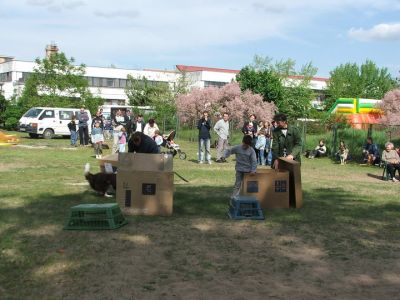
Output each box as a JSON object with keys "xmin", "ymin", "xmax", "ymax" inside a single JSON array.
[
  {"xmin": 362, "ymin": 137, "xmax": 380, "ymax": 165},
  {"xmin": 381, "ymin": 142, "xmax": 400, "ymax": 182},
  {"xmin": 224, "ymin": 135, "xmax": 257, "ymax": 198},
  {"xmin": 306, "ymin": 139, "xmax": 327, "ymax": 159}
]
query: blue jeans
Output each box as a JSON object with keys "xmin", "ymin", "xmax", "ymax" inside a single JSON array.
[
  {"xmin": 198, "ymin": 138, "xmax": 211, "ymax": 162},
  {"xmin": 70, "ymin": 131, "xmax": 77, "ymax": 145},
  {"xmin": 258, "ymin": 149, "xmax": 265, "ymax": 165}
]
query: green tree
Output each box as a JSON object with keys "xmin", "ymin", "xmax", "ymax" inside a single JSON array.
[
  {"xmin": 18, "ymin": 52, "xmax": 103, "ymax": 114},
  {"xmin": 237, "ymin": 55, "xmax": 318, "ymax": 119},
  {"xmin": 325, "ymin": 60, "xmax": 398, "ymax": 110},
  {"xmin": 236, "ymin": 66, "xmax": 284, "ymax": 104},
  {"xmin": 2, "ymin": 95, "xmax": 24, "ymax": 130},
  {"xmin": 125, "ymin": 75, "xmax": 176, "ymax": 126},
  {"xmin": 0, "ymin": 93, "xmax": 7, "ymax": 127}
]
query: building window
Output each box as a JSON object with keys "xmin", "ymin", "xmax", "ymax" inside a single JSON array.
[
  {"xmin": 204, "ymin": 81, "xmax": 227, "ymax": 88},
  {"xmin": 119, "ymin": 79, "xmax": 127, "ymax": 88},
  {"xmin": 105, "ymin": 78, "xmax": 115, "ymax": 87},
  {"xmin": 0, "ymin": 72, "xmax": 12, "ymax": 82},
  {"xmin": 92, "ymin": 77, "xmax": 100, "ymax": 87}
]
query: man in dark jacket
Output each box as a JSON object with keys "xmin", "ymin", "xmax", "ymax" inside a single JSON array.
[
  {"xmin": 197, "ymin": 111, "xmax": 212, "ymax": 164},
  {"xmin": 271, "ymin": 113, "xmax": 302, "ymax": 169},
  {"xmin": 91, "ymin": 110, "xmax": 104, "ymax": 129},
  {"xmin": 128, "ymin": 132, "xmax": 159, "ymax": 153},
  {"xmin": 132, "ymin": 114, "xmax": 145, "ymax": 133},
  {"xmin": 78, "ymin": 107, "xmax": 90, "ymax": 146},
  {"xmin": 362, "ymin": 137, "xmax": 380, "ymax": 165}
]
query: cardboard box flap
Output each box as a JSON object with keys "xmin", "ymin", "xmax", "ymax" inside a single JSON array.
[{"xmin": 118, "ymin": 153, "xmax": 173, "ymax": 172}]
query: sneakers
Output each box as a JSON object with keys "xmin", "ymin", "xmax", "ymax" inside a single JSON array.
[
  {"xmin": 199, "ymin": 161, "xmax": 204, "ymax": 164},
  {"xmin": 207, "ymin": 161, "xmax": 212, "ymax": 165},
  {"xmin": 216, "ymin": 159, "xmax": 222, "ymax": 163},
  {"xmin": 392, "ymin": 177, "xmax": 399, "ymax": 182}
]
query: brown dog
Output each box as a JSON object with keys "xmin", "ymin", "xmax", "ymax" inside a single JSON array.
[{"xmin": 84, "ymin": 163, "xmax": 116, "ymax": 197}]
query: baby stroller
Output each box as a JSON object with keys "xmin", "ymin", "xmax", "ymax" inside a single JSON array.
[{"xmin": 161, "ymin": 130, "xmax": 186, "ymax": 160}]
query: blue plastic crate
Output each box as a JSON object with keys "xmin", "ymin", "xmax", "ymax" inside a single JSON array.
[{"xmin": 228, "ymin": 195, "xmax": 264, "ymax": 220}]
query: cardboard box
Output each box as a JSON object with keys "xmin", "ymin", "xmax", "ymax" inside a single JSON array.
[
  {"xmin": 277, "ymin": 157, "xmax": 303, "ymax": 208},
  {"xmin": 241, "ymin": 169, "xmax": 290, "ymax": 209},
  {"xmin": 118, "ymin": 153, "xmax": 173, "ymax": 172},
  {"xmin": 116, "ymin": 153, "xmax": 174, "ymax": 216},
  {"xmin": 98, "ymin": 153, "xmax": 119, "ymax": 173},
  {"xmin": 116, "ymin": 170, "xmax": 174, "ymax": 216}
]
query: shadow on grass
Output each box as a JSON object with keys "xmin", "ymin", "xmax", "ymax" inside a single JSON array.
[{"xmin": 1, "ymin": 185, "xmax": 400, "ymax": 298}]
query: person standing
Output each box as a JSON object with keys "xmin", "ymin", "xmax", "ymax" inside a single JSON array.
[
  {"xmin": 125, "ymin": 110, "xmax": 134, "ymax": 138},
  {"xmin": 214, "ymin": 112, "xmax": 230, "ymax": 163},
  {"xmin": 112, "ymin": 109, "xmax": 128, "ymax": 153},
  {"xmin": 132, "ymin": 114, "xmax": 145, "ymax": 133},
  {"xmin": 143, "ymin": 118, "xmax": 159, "ymax": 138},
  {"xmin": 118, "ymin": 126, "xmax": 127, "ymax": 153},
  {"xmin": 78, "ymin": 107, "xmax": 89, "ymax": 146},
  {"xmin": 91, "ymin": 121, "xmax": 104, "ymax": 159},
  {"xmin": 271, "ymin": 113, "xmax": 302, "ymax": 169},
  {"xmin": 68, "ymin": 115, "xmax": 78, "ymax": 147},
  {"xmin": 224, "ymin": 135, "xmax": 257, "ymax": 198},
  {"xmin": 197, "ymin": 111, "xmax": 212, "ymax": 164},
  {"xmin": 91, "ymin": 111, "xmax": 104, "ymax": 129}
]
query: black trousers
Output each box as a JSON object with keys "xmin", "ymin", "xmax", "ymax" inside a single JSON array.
[
  {"xmin": 387, "ymin": 163, "xmax": 400, "ymax": 178},
  {"xmin": 79, "ymin": 126, "xmax": 89, "ymax": 145}
]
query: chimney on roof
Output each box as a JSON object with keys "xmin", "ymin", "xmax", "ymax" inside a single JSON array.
[{"xmin": 45, "ymin": 42, "xmax": 59, "ymax": 58}]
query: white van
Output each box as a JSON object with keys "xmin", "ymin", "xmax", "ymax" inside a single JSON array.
[{"xmin": 19, "ymin": 107, "xmax": 92, "ymax": 139}]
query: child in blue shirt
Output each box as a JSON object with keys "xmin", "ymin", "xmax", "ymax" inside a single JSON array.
[{"xmin": 91, "ymin": 121, "xmax": 104, "ymax": 159}]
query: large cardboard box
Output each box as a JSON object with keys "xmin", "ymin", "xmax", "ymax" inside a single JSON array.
[
  {"xmin": 277, "ymin": 157, "xmax": 303, "ymax": 208},
  {"xmin": 118, "ymin": 152, "xmax": 173, "ymax": 172},
  {"xmin": 116, "ymin": 170, "xmax": 174, "ymax": 216},
  {"xmin": 98, "ymin": 153, "xmax": 119, "ymax": 173},
  {"xmin": 241, "ymin": 169, "xmax": 290, "ymax": 209},
  {"xmin": 116, "ymin": 153, "xmax": 174, "ymax": 216}
]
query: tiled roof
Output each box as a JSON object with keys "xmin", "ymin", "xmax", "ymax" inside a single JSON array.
[{"xmin": 176, "ymin": 65, "xmax": 240, "ymax": 74}]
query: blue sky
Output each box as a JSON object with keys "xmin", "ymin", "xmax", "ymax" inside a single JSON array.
[{"xmin": 1, "ymin": 0, "xmax": 400, "ymax": 77}]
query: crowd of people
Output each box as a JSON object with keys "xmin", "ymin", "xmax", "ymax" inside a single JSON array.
[
  {"xmin": 67, "ymin": 107, "xmax": 161, "ymax": 158},
  {"xmin": 68, "ymin": 107, "xmax": 400, "ymax": 191}
]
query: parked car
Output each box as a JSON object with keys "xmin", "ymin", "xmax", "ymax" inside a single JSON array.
[{"xmin": 19, "ymin": 107, "xmax": 92, "ymax": 139}]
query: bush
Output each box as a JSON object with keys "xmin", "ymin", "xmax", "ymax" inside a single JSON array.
[{"xmin": 5, "ymin": 117, "xmax": 18, "ymax": 130}]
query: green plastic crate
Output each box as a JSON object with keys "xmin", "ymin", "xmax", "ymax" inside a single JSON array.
[{"xmin": 64, "ymin": 203, "xmax": 128, "ymax": 230}]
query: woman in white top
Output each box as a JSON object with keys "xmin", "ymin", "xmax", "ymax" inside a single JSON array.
[{"xmin": 143, "ymin": 118, "xmax": 159, "ymax": 138}]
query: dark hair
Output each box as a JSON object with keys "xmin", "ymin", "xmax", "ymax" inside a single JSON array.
[
  {"xmin": 249, "ymin": 114, "xmax": 257, "ymax": 119},
  {"xmin": 132, "ymin": 132, "xmax": 142, "ymax": 144},
  {"xmin": 242, "ymin": 135, "xmax": 253, "ymax": 146},
  {"xmin": 273, "ymin": 113, "xmax": 287, "ymax": 122},
  {"xmin": 367, "ymin": 137, "xmax": 373, "ymax": 143},
  {"xmin": 149, "ymin": 118, "xmax": 155, "ymax": 125}
]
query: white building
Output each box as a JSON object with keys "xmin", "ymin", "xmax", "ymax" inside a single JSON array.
[{"xmin": 0, "ymin": 48, "xmax": 329, "ymax": 108}]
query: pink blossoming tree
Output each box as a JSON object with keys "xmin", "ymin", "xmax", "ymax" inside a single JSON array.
[
  {"xmin": 380, "ymin": 89, "xmax": 400, "ymax": 126},
  {"xmin": 176, "ymin": 82, "xmax": 276, "ymax": 128}
]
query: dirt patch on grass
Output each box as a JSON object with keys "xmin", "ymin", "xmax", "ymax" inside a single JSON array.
[{"xmin": 0, "ymin": 162, "xmax": 29, "ymax": 172}]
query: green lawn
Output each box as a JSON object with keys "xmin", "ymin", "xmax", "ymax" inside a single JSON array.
[{"xmin": 1, "ymin": 131, "xmax": 400, "ymax": 299}]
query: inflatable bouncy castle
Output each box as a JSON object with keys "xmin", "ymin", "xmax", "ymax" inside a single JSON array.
[{"xmin": 328, "ymin": 98, "xmax": 383, "ymax": 129}]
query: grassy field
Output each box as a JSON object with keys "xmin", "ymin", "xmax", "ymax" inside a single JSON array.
[{"xmin": 1, "ymin": 131, "xmax": 400, "ymax": 300}]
